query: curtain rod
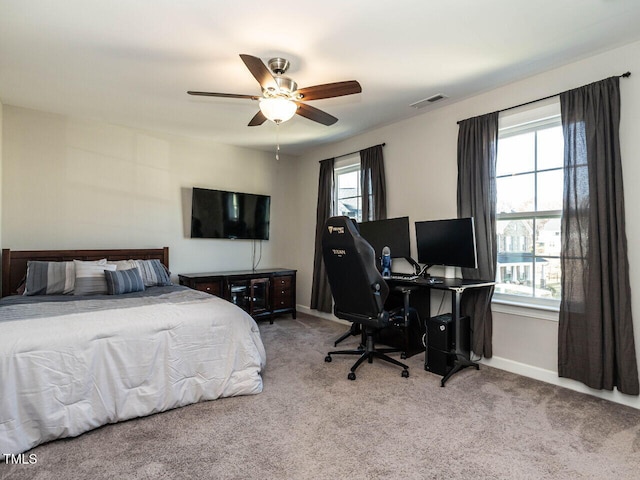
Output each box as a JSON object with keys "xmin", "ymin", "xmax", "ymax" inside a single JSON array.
[
  {"xmin": 456, "ymin": 71, "xmax": 631, "ymax": 125},
  {"xmin": 318, "ymin": 143, "xmax": 386, "ymax": 163}
]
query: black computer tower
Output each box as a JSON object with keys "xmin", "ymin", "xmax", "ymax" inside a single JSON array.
[{"xmin": 425, "ymin": 313, "xmax": 470, "ymax": 376}]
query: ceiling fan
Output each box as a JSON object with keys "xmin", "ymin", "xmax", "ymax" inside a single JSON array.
[{"xmin": 188, "ymin": 54, "xmax": 362, "ymax": 126}]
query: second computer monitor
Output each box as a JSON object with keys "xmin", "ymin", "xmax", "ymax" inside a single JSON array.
[
  {"xmin": 415, "ymin": 217, "xmax": 478, "ymax": 269},
  {"xmin": 358, "ymin": 216, "xmax": 411, "ymax": 260}
]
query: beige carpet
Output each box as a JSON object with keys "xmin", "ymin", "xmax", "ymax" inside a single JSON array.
[{"xmin": 2, "ymin": 313, "xmax": 640, "ymax": 480}]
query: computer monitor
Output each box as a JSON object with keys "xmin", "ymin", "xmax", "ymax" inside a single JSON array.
[
  {"xmin": 358, "ymin": 216, "xmax": 411, "ymax": 261},
  {"xmin": 415, "ymin": 217, "xmax": 478, "ymax": 269}
]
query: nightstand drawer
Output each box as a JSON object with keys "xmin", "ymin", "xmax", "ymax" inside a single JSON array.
[
  {"xmin": 195, "ymin": 282, "xmax": 222, "ymax": 297},
  {"xmin": 273, "ymin": 276, "xmax": 293, "ymax": 289},
  {"xmin": 272, "ymin": 294, "xmax": 293, "ymax": 309}
]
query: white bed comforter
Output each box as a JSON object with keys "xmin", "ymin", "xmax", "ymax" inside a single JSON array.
[{"xmin": 0, "ymin": 287, "xmax": 266, "ymax": 455}]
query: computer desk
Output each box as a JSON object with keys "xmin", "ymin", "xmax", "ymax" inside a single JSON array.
[{"xmin": 385, "ymin": 275, "xmax": 495, "ymax": 386}]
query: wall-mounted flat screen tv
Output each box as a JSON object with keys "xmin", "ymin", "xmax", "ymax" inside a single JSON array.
[{"xmin": 190, "ymin": 187, "xmax": 270, "ymax": 240}]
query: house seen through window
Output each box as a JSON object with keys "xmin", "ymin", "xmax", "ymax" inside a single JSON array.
[{"xmin": 495, "ymin": 102, "xmax": 563, "ymax": 307}]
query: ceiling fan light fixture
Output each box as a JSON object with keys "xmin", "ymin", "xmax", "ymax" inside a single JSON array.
[{"xmin": 259, "ymin": 97, "xmax": 297, "ymax": 124}]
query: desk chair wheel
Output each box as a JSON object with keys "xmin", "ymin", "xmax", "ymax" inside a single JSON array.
[
  {"xmin": 348, "ymin": 372, "xmax": 356, "ymax": 381},
  {"xmin": 325, "ymin": 355, "xmax": 332, "ymax": 362},
  {"xmin": 400, "ymin": 352, "xmax": 407, "ymax": 360},
  {"xmin": 401, "ymin": 369, "xmax": 409, "ymax": 378}
]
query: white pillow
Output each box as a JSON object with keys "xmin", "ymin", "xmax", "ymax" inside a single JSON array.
[
  {"xmin": 107, "ymin": 259, "xmax": 138, "ymax": 271},
  {"xmin": 74, "ymin": 260, "xmax": 116, "ymax": 295}
]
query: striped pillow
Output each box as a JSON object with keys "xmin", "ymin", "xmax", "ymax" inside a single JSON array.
[
  {"xmin": 134, "ymin": 259, "xmax": 172, "ymax": 287},
  {"xmin": 24, "ymin": 259, "xmax": 106, "ymax": 296},
  {"xmin": 104, "ymin": 267, "xmax": 145, "ymax": 295},
  {"xmin": 24, "ymin": 261, "xmax": 76, "ymax": 296},
  {"xmin": 73, "ymin": 260, "xmax": 117, "ymax": 296}
]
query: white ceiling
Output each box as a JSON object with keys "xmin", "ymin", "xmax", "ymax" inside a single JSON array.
[{"xmin": 2, "ymin": 0, "xmax": 640, "ymax": 156}]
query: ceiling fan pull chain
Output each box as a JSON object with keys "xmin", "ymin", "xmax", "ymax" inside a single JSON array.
[{"xmin": 275, "ymin": 123, "xmax": 280, "ymax": 161}]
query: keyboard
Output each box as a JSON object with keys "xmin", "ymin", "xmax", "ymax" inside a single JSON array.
[{"xmin": 386, "ymin": 274, "xmax": 419, "ymax": 281}]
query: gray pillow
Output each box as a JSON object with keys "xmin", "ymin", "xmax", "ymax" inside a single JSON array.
[
  {"xmin": 24, "ymin": 261, "xmax": 75, "ymax": 296},
  {"xmin": 134, "ymin": 259, "xmax": 172, "ymax": 287},
  {"xmin": 104, "ymin": 267, "xmax": 145, "ymax": 295}
]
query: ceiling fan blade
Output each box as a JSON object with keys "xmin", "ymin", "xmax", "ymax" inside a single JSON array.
[
  {"xmin": 295, "ymin": 81, "xmax": 362, "ymax": 101},
  {"xmin": 294, "ymin": 102, "xmax": 338, "ymax": 126},
  {"xmin": 248, "ymin": 110, "xmax": 267, "ymax": 127},
  {"xmin": 187, "ymin": 91, "xmax": 259, "ymax": 100},
  {"xmin": 239, "ymin": 54, "xmax": 279, "ymax": 93}
]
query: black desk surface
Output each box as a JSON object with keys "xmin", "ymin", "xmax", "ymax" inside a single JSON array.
[{"xmin": 386, "ymin": 276, "xmax": 494, "ymax": 290}]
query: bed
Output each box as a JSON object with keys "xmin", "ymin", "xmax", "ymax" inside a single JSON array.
[{"xmin": 0, "ymin": 248, "xmax": 266, "ymax": 455}]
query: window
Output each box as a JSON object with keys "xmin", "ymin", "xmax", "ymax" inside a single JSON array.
[
  {"xmin": 334, "ymin": 155, "xmax": 363, "ymax": 221},
  {"xmin": 494, "ymin": 102, "xmax": 563, "ymax": 308}
]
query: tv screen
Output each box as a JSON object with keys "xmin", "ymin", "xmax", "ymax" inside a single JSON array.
[
  {"xmin": 358, "ymin": 216, "xmax": 411, "ymax": 260},
  {"xmin": 415, "ymin": 217, "xmax": 478, "ymax": 268},
  {"xmin": 190, "ymin": 187, "xmax": 270, "ymax": 240}
]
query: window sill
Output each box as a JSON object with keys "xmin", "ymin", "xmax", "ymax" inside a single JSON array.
[{"xmin": 492, "ymin": 298, "xmax": 559, "ymax": 322}]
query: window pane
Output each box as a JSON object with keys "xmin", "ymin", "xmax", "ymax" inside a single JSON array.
[
  {"xmin": 336, "ymin": 168, "xmax": 362, "ymax": 221},
  {"xmin": 535, "ymin": 257, "xmax": 561, "ymax": 299},
  {"xmin": 496, "ymin": 132, "xmax": 535, "ymax": 176},
  {"xmin": 496, "ymin": 174, "xmax": 535, "ymax": 213},
  {"xmin": 535, "ymin": 217, "xmax": 561, "ymax": 257},
  {"xmin": 497, "ymin": 219, "xmax": 534, "ymax": 255},
  {"xmin": 537, "ymin": 126, "xmax": 564, "ymax": 170},
  {"xmin": 496, "ymin": 218, "xmax": 534, "ymax": 297},
  {"xmin": 495, "ymin": 273, "xmax": 534, "ymax": 297},
  {"xmin": 536, "ymin": 169, "xmax": 563, "ymax": 211},
  {"xmin": 337, "ymin": 170, "xmax": 359, "ymax": 199},
  {"xmin": 337, "ymin": 196, "xmax": 359, "ymax": 218}
]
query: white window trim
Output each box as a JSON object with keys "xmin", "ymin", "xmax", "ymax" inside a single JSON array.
[
  {"xmin": 495, "ymin": 100, "xmax": 563, "ymax": 309},
  {"xmin": 334, "ymin": 153, "xmax": 360, "ymax": 170},
  {"xmin": 492, "ymin": 297, "xmax": 560, "ymax": 322}
]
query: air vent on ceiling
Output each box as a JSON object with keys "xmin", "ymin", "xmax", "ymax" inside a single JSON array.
[{"xmin": 410, "ymin": 93, "xmax": 449, "ymax": 109}]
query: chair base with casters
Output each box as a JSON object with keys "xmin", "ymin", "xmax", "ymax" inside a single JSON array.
[
  {"xmin": 325, "ymin": 326, "xmax": 409, "ymax": 380},
  {"xmin": 333, "ymin": 322, "xmax": 362, "ymax": 347}
]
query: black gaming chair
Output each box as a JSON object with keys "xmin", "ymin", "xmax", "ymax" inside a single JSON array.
[{"xmin": 322, "ymin": 216, "xmax": 410, "ymax": 380}]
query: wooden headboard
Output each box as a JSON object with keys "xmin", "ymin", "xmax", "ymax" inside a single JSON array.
[{"xmin": 1, "ymin": 247, "xmax": 169, "ymax": 298}]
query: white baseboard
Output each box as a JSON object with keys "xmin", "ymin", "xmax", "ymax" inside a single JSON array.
[
  {"xmin": 481, "ymin": 356, "xmax": 640, "ymax": 409},
  {"xmin": 297, "ymin": 305, "xmax": 349, "ymax": 325}
]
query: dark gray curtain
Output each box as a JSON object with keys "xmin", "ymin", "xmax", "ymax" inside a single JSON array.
[
  {"xmin": 310, "ymin": 158, "xmax": 335, "ymax": 313},
  {"xmin": 558, "ymin": 77, "xmax": 639, "ymax": 395},
  {"xmin": 456, "ymin": 112, "xmax": 499, "ymax": 358},
  {"xmin": 360, "ymin": 145, "xmax": 387, "ymax": 222}
]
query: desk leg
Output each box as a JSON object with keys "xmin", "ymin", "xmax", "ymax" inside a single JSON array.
[
  {"xmin": 440, "ymin": 287, "xmax": 479, "ymax": 387},
  {"xmin": 441, "ymin": 356, "xmax": 479, "ymax": 387}
]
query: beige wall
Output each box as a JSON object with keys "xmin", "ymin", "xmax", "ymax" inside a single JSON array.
[
  {"xmin": 291, "ymin": 39, "xmax": 640, "ymax": 408},
  {"xmin": 1, "ymin": 106, "xmax": 294, "ymax": 275},
  {"xmin": 0, "ymin": 100, "xmax": 3, "ymax": 291}
]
